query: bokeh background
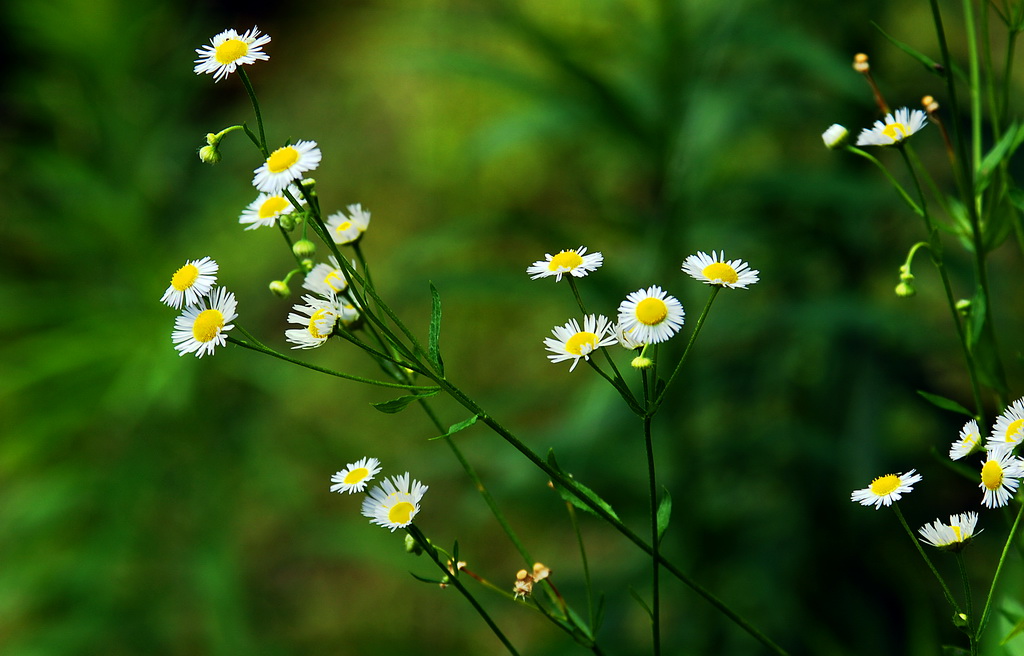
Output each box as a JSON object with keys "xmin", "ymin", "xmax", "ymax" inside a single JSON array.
[{"xmin": 3, "ymin": 0, "xmax": 1024, "ymax": 654}]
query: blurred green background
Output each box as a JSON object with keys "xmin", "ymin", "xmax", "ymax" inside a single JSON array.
[{"xmin": 3, "ymin": 0, "xmax": 1024, "ymax": 654}]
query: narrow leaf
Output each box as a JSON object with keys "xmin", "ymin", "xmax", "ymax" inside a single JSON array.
[
  {"xmin": 547, "ymin": 450, "xmax": 620, "ymax": 521},
  {"xmin": 428, "ymin": 282, "xmax": 444, "ymax": 376},
  {"xmin": 656, "ymin": 486, "xmax": 673, "ymax": 543},
  {"xmin": 371, "ymin": 388, "xmax": 441, "ymax": 414},
  {"xmin": 872, "ymin": 22, "xmax": 948, "ymax": 77},
  {"xmin": 565, "ymin": 606, "xmax": 595, "ymax": 641},
  {"xmin": 1000, "ymin": 616, "xmax": 1024, "ymax": 645},
  {"xmin": 916, "ymin": 391, "xmax": 974, "ymax": 417},
  {"xmin": 629, "ymin": 588, "xmax": 654, "ymax": 621},
  {"xmin": 977, "ymin": 123, "xmax": 1024, "ymax": 194},
  {"xmin": 428, "ymin": 414, "xmax": 480, "ymax": 441}
]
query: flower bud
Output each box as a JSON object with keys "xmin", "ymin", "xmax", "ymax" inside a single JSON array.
[
  {"xmin": 922, "ymin": 95, "xmax": 939, "ymax": 113},
  {"xmin": 853, "ymin": 53, "xmax": 869, "ymax": 73},
  {"xmin": 269, "ymin": 280, "xmax": 290, "ymax": 298},
  {"xmin": 631, "ymin": 356, "xmax": 654, "ymax": 369},
  {"xmin": 821, "ymin": 124, "xmax": 849, "ymax": 149},
  {"xmin": 278, "ymin": 213, "xmax": 297, "ymax": 231},
  {"xmin": 292, "ymin": 239, "xmax": 317, "ymax": 259},
  {"xmin": 198, "ymin": 145, "xmax": 221, "ymax": 164},
  {"xmin": 404, "ymin": 533, "xmax": 423, "ymax": 555},
  {"xmin": 956, "ymin": 299, "xmax": 971, "ymax": 316},
  {"xmin": 894, "ymin": 280, "xmax": 916, "ymax": 297},
  {"xmin": 301, "ymin": 258, "xmax": 315, "ymax": 273}
]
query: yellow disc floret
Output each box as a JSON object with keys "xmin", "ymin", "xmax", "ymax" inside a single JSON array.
[
  {"xmin": 564, "ymin": 331, "xmax": 598, "ymax": 356},
  {"xmin": 171, "ymin": 264, "xmax": 199, "ymax": 291},
  {"xmin": 869, "ymin": 474, "xmax": 901, "ymax": 497},
  {"xmin": 635, "ymin": 298, "xmax": 668, "ymax": 326},
  {"xmin": 215, "ymin": 39, "xmax": 248, "ymax": 65},
  {"xmin": 343, "ymin": 467, "xmax": 369, "ymax": 485},
  {"xmin": 259, "ymin": 196, "xmax": 290, "ymax": 219},
  {"xmin": 388, "ymin": 501, "xmax": 415, "ymax": 525},
  {"xmin": 267, "ymin": 146, "xmax": 300, "ymax": 174},
  {"xmin": 982, "ymin": 460, "xmax": 1004, "ymax": 491},
  {"xmin": 192, "ymin": 309, "xmax": 225, "ymax": 343},
  {"xmin": 702, "ymin": 262, "xmax": 739, "ymax": 284},
  {"xmin": 548, "ymin": 250, "xmax": 584, "ymax": 272}
]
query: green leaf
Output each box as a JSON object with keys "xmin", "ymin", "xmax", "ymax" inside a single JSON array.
[
  {"xmin": 428, "ymin": 282, "xmax": 444, "ymax": 376},
  {"xmin": 409, "ymin": 572, "xmax": 445, "ymax": 585},
  {"xmin": 656, "ymin": 487, "xmax": 672, "ymax": 543},
  {"xmin": 872, "ymin": 22, "xmax": 947, "ymax": 78},
  {"xmin": 1001, "ymin": 616, "xmax": 1024, "ymax": 645},
  {"xmin": 629, "ymin": 588, "xmax": 654, "ymax": 621},
  {"xmin": 371, "ymin": 388, "xmax": 441, "ymax": 414},
  {"xmin": 565, "ymin": 606, "xmax": 595, "ymax": 641},
  {"xmin": 1009, "ymin": 187, "xmax": 1024, "ymax": 212},
  {"xmin": 547, "ymin": 450, "xmax": 620, "ymax": 521},
  {"xmin": 916, "ymin": 391, "xmax": 974, "ymax": 417},
  {"xmin": 966, "ymin": 288, "xmax": 1009, "ymax": 395},
  {"xmin": 977, "ymin": 123, "xmax": 1024, "ymax": 195},
  {"xmin": 428, "ymin": 414, "xmax": 480, "ymax": 441}
]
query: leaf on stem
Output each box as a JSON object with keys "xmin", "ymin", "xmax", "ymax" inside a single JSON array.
[
  {"xmin": 428, "ymin": 282, "xmax": 445, "ymax": 376},
  {"xmin": 976, "ymin": 123, "xmax": 1024, "ymax": 196},
  {"xmin": 657, "ymin": 486, "xmax": 673, "ymax": 543},
  {"xmin": 1001, "ymin": 614, "xmax": 1024, "ymax": 645},
  {"xmin": 872, "ymin": 22, "xmax": 959, "ymax": 79},
  {"xmin": 547, "ymin": 450, "xmax": 620, "ymax": 521},
  {"xmin": 916, "ymin": 391, "xmax": 974, "ymax": 417},
  {"xmin": 371, "ymin": 389, "xmax": 441, "ymax": 414},
  {"xmin": 428, "ymin": 414, "xmax": 480, "ymax": 441},
  {"xmin": 565, "ymin": 606, "xmax": 595, "ymax": 642},
  {"xmin": 629, "ymin": 587, "xmax": 654, "ymax": 622}
]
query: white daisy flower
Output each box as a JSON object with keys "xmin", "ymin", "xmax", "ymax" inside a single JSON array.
[
  {"xmin": 544, "ymin": 314, "xmax": 619, "ymax": 372},
  {"xmin": 160, "ymin": 256, "xmax": 219, "ymax": 309},
  {"xmin": 303, "ymin": 256, "xmax": 350, "ymax": 297},
  {"xmin": 325, "ymin": 203, "xmax": 372, "ymax": 245},
  {"xmin": 988, "ymin": 398, "xmax": 1024, "ymax": 454},
  {"xmin": 171, "ymin": 287, "xmax": 237, "ymax": 358},
  {"xmin": 616, "ymin": 285, "xmax": 685, "ymax": 345},
  {"xmin": 950, "ymin": 419, "xmax": 982, "ymax": 461},
  {"xmin": 527, "ymin": 246, "xmax": 604, "ymax": 282},
  {"xmin": 193, "ymin": 27, "xmax": 271, "ymax": 83},
  {"xmin": 330, "ymin": 457, "xmax": 382, "ymax": 494},
  {"xmin": 850, "ymin": 469, "xmax": 922, "ymax": 509},
  {"xmin": 337, "ymin": 298, "xmax": 361, "ymax": 327},
  {"xmin": 979, "ymin": 449, "xmax": 1024, "ymax": 509},
  {"xmin": 252, "ymin": 140, "xmax": 322, "ymax": 195},
  {"xmin": 821, "ymin": 124, "xmax": 849, "ymax": 149},
  {"xmin": 285, "ymin": 294, "xmax": 342, "ymax": 349},
  {"xmin": 918, "ymin": 512, "xmax": 981, "ymax": 551},
  {"xmin": 855, "ymin": 107, "xmax": 928, "ymax": 147},
  {"xmin": 614, "ymin": 322, "xmax": 643, "ymax": 350},
  {"xmin": 360, "ymin": 473, "xmax": 428, "ymax": 532},
  {"xmin": 681, "ymin": 251, "xmax": 759, "ymax": 289},
  {"xmin": 238, "ymin": 185, "xmax": 305, "ymax": 230}
]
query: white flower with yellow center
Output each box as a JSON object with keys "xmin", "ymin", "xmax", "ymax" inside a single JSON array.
[
  {"xmin": 303, "ymin": 256, "xmax": 351, "ymax": 297},
  {"xmin": 979, "ymin": 449, "xmax": 1024, "ymax": 508},
  {"xmin": 544, "ymin": 315, "xmax": 618, "ymax": 371},
  {"xmin": 855, "ymin": 107, "xmax": 928, "ymax": 147},
  {"xmin": 326, "ymin": 203, "xmax": 372, "ymax": 245},
  {"xmin": 988, "ymin": 398, "xmax": 1024, "ymax": 455},
  {"xmin": 160, "ymin": 256, "xmax": 219, "ymax": 309},
  {"xmin": 361, "ymin": 473, "xmax": 428, "ymax": 532},
  {"xmin": 850, "ymin": 469, "xmax": 922, "ymax": 509},
  {"xmin": 617, "ymin": 285, "xmax": 685, "ymax": 345},
  {"xmin": 193, "ymin": 27, "xmax": 271, "ymax": 82},
  {"xmin": 614, "ymin": 322, "xmax": 643, "ymax": 350},
  {"xmin": 918, "ymin": 512, "xmax": 981, "ymax": 551},
  {"xmin": 527, "ymin": 246, "xmax": 604, "ymax": 281},
  {"xmin": 252, "ymin": 141, "xmax": 322, "ymax": 195},
  {"xmin": 330, "ymin": 457, "xmax": 382, "ymax": 494},
  {"xmin": 171, "ymin": 287, "xmax": 237, "ymax": 358},
  {"xmin": 950, "ymin": 419, "xmax": 982, "ymax": 461},
  {"xmin": 238, "ymin": 185, "xmax": 304, "ymax": 230},
  {"xmin": 681, "ymin": 251, "xmax": 759, "ymax": 289},
  {"xmin": 285, "ymin": 294, "xmax": 342, "ymax": 349}
]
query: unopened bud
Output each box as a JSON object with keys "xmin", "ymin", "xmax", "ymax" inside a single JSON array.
[
  {"xmin": 301, "ymin": 258, "xmax": 315, "ymax": 273},
  {"xmin": 198, "ymin": 144, "xmax": 221, "ymax": 164},
  {"xmin": 822, "ymin": 124, "xmax": 849, "ymax": 149},
  {"xmin": 278, "ymin": 213, "xmax": 297, "ymax": 231},
  {"xmin": 292, "ymin": 239, "xmax": 316, "ymax": 259},
  {"xmin": 631, "ymin": 356, "xmax": 654, "ymax": 369},
  {"xmin": 955, "ymin": 299, "xmax": 972, "ymax": 316},
  {"xmin": 894, "ymin": 280, "xmax": 916, "ymax": 297},
  {"xmin": 922, "ymin": 95, "xmax": 939, "ymax": 113},
  {"xmin": 404, "ymin": 534, "xmax": 423, "ymax": 555},
  {"xmin": 853, "ymin": 53, "xmax": 869, "ymax": 73},
  {"xmin": 269, "ymin": 280, "xmax": 290, "ymax": 298}
]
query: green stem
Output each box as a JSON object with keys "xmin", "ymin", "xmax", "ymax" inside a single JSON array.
[
  {"xmin": 977, "ymin": 501, "xmax": 1024, "ymax": 636},
  {"xmin": 846, "ymin": 147, "xmax": 923, "ymax": 216},
  {"xmin": 892, "ymin": 503, "xmax": 961, "ymax": 612},
  {"xmin": 566, "ymin": 501, "xmax": 596, "ymax": 632},
  {"xmin": 567, "ymin": 277, "xmax": 589, "ymax": 314},
  {"xmin": 237, "ymin": 69, "xmax": 268, "ymax": 156},
  {"xmin": 642, "ymin": 371, "xmax": 661, "ymax": 656},
  {"xmin": 955, "ymin": 551, "xmax": 978, "ymax": 656},
  {"xmin": 652, "ymin": 286, "xmax": 719, "ymax": 410}
]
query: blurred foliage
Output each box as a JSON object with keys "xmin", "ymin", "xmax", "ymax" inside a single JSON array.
[{"xmin": 2, "ymin": 0, "xmax": 1024, "ymax": 654}]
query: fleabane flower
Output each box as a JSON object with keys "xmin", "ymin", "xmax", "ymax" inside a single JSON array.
[
  {"xmin": 330, "ymin": 457, "xmax": 382, "ymax": 494},
  {"xmin": 544, "ymin": 314, "xmax": 618, "ymax": 372},
  {"xmin": 527, "ymin": 246, "xmax": 603, "ymax": 282},
  {"xmin": 850, "ymin": 470, "xmax": 922, "ymax": 509},
  {"xmin": 238, "ymin": 185, "xmax": 305, "ymax": 230},
  {"xmin": 253, "ymin": 141, "xmax": 322, "ymax": 195},
  {"xmin": 361, "ymin": 473, "xmax": 428, "ymax": 532},
  {"xmin": 616, "ymin": 285, "xmax": 685, "ymax": 345},
  {"xmin": 950, "ymin": 419, "xmax": 982, "ymax": 461},
  {"xmin": 303, "ymin": 256, "xmax": 351, "ymax": 297},
  {"xmin": 918, "ymin": 512, "xmax": 981, "ymax": 551},
  {"xmin": 979, "ymin": 449, "xmax": 1024, "ymax": 509},
  {"xmin": 193, "ymin": 27, "xmax": 271, "ymax": 82},
  {"xmin": 326, "ymin": 203, "xmax": 372, "ymax": 245},
  {"xmin": 681, "ymin": 251, "xmax": 759, "ymax": 289},
  {"xmin": 614, "ymin": 322, "xmax": 643, "ymax": 350},
  {"xmin": 171, "ymin": 287, "xmax": 237, "ymax": 358},
  {"xmin": 855, "ymin": 107, "xmax": 928, "ymax": 147},
  {"xmin": 285, "ymin": 294, "xmax": 343, "ymax": 349},
  {"xmin": 160, "ymin": 256, "xmax": 219, "ymax": 309},
  {"xmin": 988, "ymin": 398, "xmax": 1024, "ymax": 455}
]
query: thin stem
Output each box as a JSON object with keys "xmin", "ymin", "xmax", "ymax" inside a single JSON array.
[
  {"xmin": 955, "ymin": 551, "xmax": 978, "ymax": 656},
  {"xmin": 237, "ymin": 69, "xmax": 268, "ymax": 156},
  {"xmin": 566, "ymin": 501, "xmax": 596, "ymax": 632},
  {"xmin": 652, "ymin": 286, "xmax": 720, "ymax": 410},
  {"xmin": 642, "ymin": 370, "xmax": 661, "ymax": 656},
  {"xmin": 977, "ymin": 501, "xmax": 1024, "ymax": 635},
  {"xmin": 891, "ymin": 503, "xmax": 961, "ymax": 612},
  {"xmin": 567, "ymin": 277, "xmax": 589, "ymax": 315},
  {"xmin": 846, "ymin": 147, "xmax": 923, "ymax": 216}
]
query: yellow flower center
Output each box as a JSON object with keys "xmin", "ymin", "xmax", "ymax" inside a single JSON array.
[
  {"xmin": 950, "ymin": 525, "xmax": 963, "ymax": 541},
  {"xmin": 702, "ymin": 262, "xmax": 739, "ymax": 284},
  {"xmin": 635, "ymin": 298, "xmax": 668, "ymax": 326},
  {"xmin": 335, "ymin": 220, "xmax": 353, "ymax": 234},
  {"xmin": 882, "ymin": 122, "xmax": 909, "ymax": 141},
  {"xmin": 1003, "ymin": 418, "xmax": 1024, "ymax": 442},
  {"xmin": 565, "ymin": 331, "xmax": 599, "ymax": 356},
  {"xmin": 548, "ymin": 250, "xmax": 584, "ymax": 271},
  {"xmin": 267, "ymin": 146, "xmax": 300, "ymax": 174},
  {"xmin": 214, "ymin": 38, "xmax": 248, "ymax": 65},
  {"xmin": 308, "ymin": 308, "xmax": 334, "ymax": 339},
  {"xmin": 324, "ymin": 270, "xmax": 346, "ymax": 292},
  {"xmin": 388, "ymin": 501, "xmax": 415, "ymax": 525},
  {"xmin": 171, "ymin": 264, "xmax": 199, "ymax": 291},
  {"xmin": 343, "ymin": 467, "xmax": 369, "ymax": 485},
  {"xmin": 192, "ymin": 309, "xmax": 225, "ymax": 343},
  {"xmin": 258, "ymin": 195, "xmax": 290, "ymax": 219},
  {"xmin": 869, "ymin": 474, "xmax": 901, "ymax": 497},
  {"xmin": 964, "ymin": 432, "xmax": 980, "ymax": 447},
  {"xmin": 982, "ymin": 460, "xmax": 1004, "ymax": 491}
]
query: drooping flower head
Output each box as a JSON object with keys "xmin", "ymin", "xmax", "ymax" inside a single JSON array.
[
  {"xmin": 616, "ymin": 285, "xmax": 685, "ymax": 345},
  {"xmin": 171, "ymin": 287, "xmax": 238, "ymax": 358},
  {"xmin": 918, "ymin": 512, "xmax": 981, "ymax": 551},
  {"xmin": 303, "ymin": 256, "xmax": 350, "ymax": 297},
  {"xmin": 330, "ymin": 457, "xmax": 382, "ymax": 494},
  {"xmin": 949, "ymin": 419, "xmax": 982, "ymax": 461},
  {"xmin": 988, "ymin": 398, "xmax": 1024, "ymax": 455},
  {"xmin": 326, "ymin": 204, "xmax": 372, "ymax": 245},
  {"xmin": 253, "ymin": 141, "xmax": 322, "ymax": 195},
  {"xmin": 855, "ymin": 107, "xmax": 928, "ymax": 147},
  {"xmin": 361, "ymin": 473, "xmax": 428, "ymax": 532},
  {"xmin": 284, "ymin": 294, "xmax": 346, "ymax": 349},
  {"xmin": 850, "ymin": 469, "xmax": 922, "ymax": 509},
  {"xmin": 239, "ymin": 185, "xmax": 305, "ymax": 230},
  {"xmin": 527, "ymin": 246, "xmax": 603, "ymax": 282},
  {"xmin": 193, "ymin": 27, "xmax": 271, "ymax": 82},
  {"xmin": 979, "ymin": 449, "xmax": 1024, "ymax": 509},
  {"xmin": 544, "ymin": 314, "xmax": 618, "ymax": 372},
  {"xmin": 682, "ymin": 251, "xmax": 759, "ymax": 289},
  {"xmin": 160, "ymin": 256, "xmax": 219, "ymax": 309}
]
